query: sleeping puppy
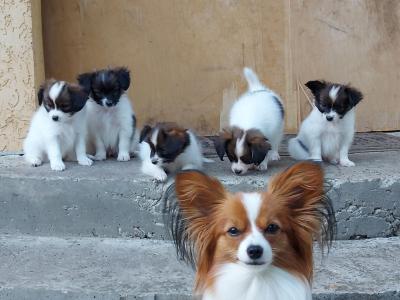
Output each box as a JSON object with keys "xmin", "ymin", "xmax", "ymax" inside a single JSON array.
[
  {"xmin": 77, "ymin": 67, "xmax": 136, "ymax": 161},
  {"xmin": 215, "ymin": 67, "xmax": 285, "ymax": 175},
  {"xmin": 23, "ymin": 80, "xmax": 92, "ymax": 171},
  {"xmin": 288, "ymin": 80, "xmax": 363, "ymax": 166},
  {"xmin": 139, "ymin": 122, "xmax": 205, "ymax": 182}
]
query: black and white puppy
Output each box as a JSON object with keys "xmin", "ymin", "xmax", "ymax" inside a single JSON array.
[
  {"xmin": 139, "ymin": 123, "xmax": 205, "ymax": 182},
  {"xmin": 215, "ymin": 67, "xmax": 285, "ymax": 175},
  {"xmin": 77, "ymin": 67, "xmax": 136, "ymax": 161},
  {"xmin": 288, "ymin": 80, "xmax": 363, "ymax": 166},
  {"xmin": 23, "ymin": 80, "xmax": 92, "ymax": 171}
]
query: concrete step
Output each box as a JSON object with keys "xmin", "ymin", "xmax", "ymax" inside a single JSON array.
[
  {"xmin": 0, "ymin": 234, "xmax": 399, "ymax": 299},
  {"xmin": 0, "ymin": 151, "xmax": 399, "ymax": 240}
]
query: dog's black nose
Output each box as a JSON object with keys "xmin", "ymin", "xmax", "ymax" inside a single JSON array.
[
  {"xmin": 52, "ymin": 116, "xmax": 59, "ymax": 121},
  {"xmin": 326, "ymin": 116, "xmax": 334, "ymax": 121},
  {"xmin": 247, "ymin": 245, "xmax": 263, "ymax": 260},
  {"xmin": 106, "ymin": 101, "xmax": 113, "ymax": 107},
  {"xmin": 234, "ymin": 169, "xmax": 242, "ymax": 175},
  {"xmin": 151, "ymin": 159, "xmax": 158, "ymax": 165}
]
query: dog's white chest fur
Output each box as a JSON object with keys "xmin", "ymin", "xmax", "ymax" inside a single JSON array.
[
  {"xmin": 203, "ymin": 264, "xmax": 311, "ymax": 300},
  {"xmin": 86, "ymin": 94, "xmax": 133, "ymax": 151}
]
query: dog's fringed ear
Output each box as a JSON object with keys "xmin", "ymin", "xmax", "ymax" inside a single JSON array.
[
  {"xmin": 69, "ymin": 85, "xmax": 89, "ymax": 112},
  {"xmin": 37, "ymin": 85, "xmax": 45, "ymax": 106},
  {"xmin": 246, "ymin": 129, "xmax": 271, "ymax": 165},
  {"xmin": 139, "ymin": 125, "xmax": 152, "ymax": 143},
  {"xmin": 305, "ymin": 80, "xmax": 327, "ymax": 98},
  {"xmin": 268, "ymin": 161, "xmax": 336, "ymax": 249},
  {"xmin": 115, "ymin": 67, "xmax": 130, "ymax": 91},
  {"xmin": 346, "ymin": 86, "xmax": 363, "ymax": 108},
  {"xmin": 214, "ymin": 129, "xmax": 232, "ymax": 161},
  {"xmin": 77, "ymin": 72, "xmax": 93, "ymax": 95}
]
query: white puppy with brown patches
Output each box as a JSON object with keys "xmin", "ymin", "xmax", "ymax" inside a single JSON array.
[
  {"xmin": 23, "ymin": 80, "xmax": 92, "ymax": 171},
  {"xmin": 215, "ymin": 67, "xmax": 285, "ymax": 175},
  {"xmin": 139, "ymin": 122, "xmax": 205, "ymax": 182},
  {"xmin": 288, "ymin": 80, "xmax": 363, "ymax": 166}
]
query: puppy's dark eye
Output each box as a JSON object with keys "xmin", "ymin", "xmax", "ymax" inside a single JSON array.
[
  {"xmin": 227, "ymin": 227, "xmax": 241, "ymax": 236},
  {"xmin": 265, "ymin": 224, "xmax": 280, "ymax": 234}
]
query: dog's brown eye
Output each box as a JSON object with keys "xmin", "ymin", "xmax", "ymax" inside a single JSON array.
[
  {"xmin": 227, "ymin": 227, "xmax": 241, "ymax": 236},
  {"xmin": 265, "ymin": 224, "xmax": 280, "ymax": 234}
]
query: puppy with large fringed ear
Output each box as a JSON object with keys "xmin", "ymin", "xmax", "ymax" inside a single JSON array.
[{"xmin": 164, "ymin": 162, "xmax": 335, "ymax": 300}]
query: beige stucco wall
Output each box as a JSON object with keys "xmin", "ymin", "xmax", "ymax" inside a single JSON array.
[{"xmin": 0, "ymin": 0, "xmax": 44, "ymax": 151}]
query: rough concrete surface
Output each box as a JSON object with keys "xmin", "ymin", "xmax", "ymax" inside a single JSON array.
[
  {"xmin": 0, "ymin": 152, "xmax": 399, "ymax": 239},
  {"xmin": 0, "ymin": 235, "xmax": 398, "ymax": 299}
]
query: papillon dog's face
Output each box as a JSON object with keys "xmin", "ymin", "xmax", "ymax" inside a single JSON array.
[
  {"xmin": 140, "ymin": 123, "xmax": 190, "ymax": 166},
  {"xmin": 77, "ymin": 67, "xmax": 130, "ymax": 107},
  {"xmin": 214, "ymin": 127, "xmax": 270, "ymax": 175},
  {"xmin": 166, "ymin": 162, "xmax": 335, "ymax": 293},
  {"xmin": 38, "ymin": 80, "xmax": 89, "ymax": 123},
  {"xmin": 306, "ymin": 80, "xmax": 363, "ymax": 122}
]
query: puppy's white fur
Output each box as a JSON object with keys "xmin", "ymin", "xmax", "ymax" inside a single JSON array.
[
  {"xmin": 288, "ymin": 105, "xmax": 356, "ymax": 167},
  {"xmin": 86, "ymin": 93, "xmax": 135, "ymax": 161},
  {"xmin": 229, "ymin": 68, "xmax": 284, "ymax": 174},
  {"xmin": 24, "ymin": 83, "xmax": 92, "ymax": 171},
  {"xmin": 139, "ymin": 130, "xmax": 204, "ymax": 182}
]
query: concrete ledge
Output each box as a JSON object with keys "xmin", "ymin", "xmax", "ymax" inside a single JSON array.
[
  {"xmin": 0, "ymin": 152, "xmax": 399, "ymax": 239},
  {"xmin": 0, "ymin": 235, "xmax": 398, "ymax": 299}
]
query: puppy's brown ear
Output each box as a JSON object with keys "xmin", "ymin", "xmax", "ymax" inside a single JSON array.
[
  {"xmin": 305, "ymin": 80, "xmax": 326, "ymax": 98},
  {"xmin": 345, "ymin": 86, "xmax": 363, "ymax": 108},
  {"xmin": 246, "ymin": 129, "xmax": 270, "ymax": 165},
  {"xmin": 115, "ymin": 67, "xmax": 130, "ymax": 91},
  {"xmin": 69, "ymin": 85, "xmax": 89, "ymax": 112},
  {"xmin": 214, "ymin": 129, "xmax": 232, "ymax": 161},
  {"xmin": 77, "ymin": 72, "xmax": 93, "ymax": 94},
  {"xmin": 140, "ymin": 125, "xmax": 152, "ymax": 143},
  {"xmin": 37, "ymin": 85, "xmax": 45, "ymax": 106}
]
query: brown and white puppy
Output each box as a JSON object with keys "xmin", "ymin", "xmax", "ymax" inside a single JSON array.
[
  {"xmin": 215, "ymin": 127, "xmax": 271, "ymax": 175},
  {"xmin": 215, "ymin": 67, "xmax": 285, "ymax": 175},
  {"xmin": 139, "ymin": 122, "xmax": 205, "ymax": 182},
  {"xmin": 288, "ymin": 80, "xmax": 363, "ymax": 166},
  {"xmin": 23, "ymin": 80, "xmax": 92, "ymax": 171}
]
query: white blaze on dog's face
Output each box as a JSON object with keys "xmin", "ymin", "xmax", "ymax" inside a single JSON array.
[
  {"xmin": 305, "ymin": 80, "xmax": 363, "ymax": 122},
  {"xmin": 38, "ymin": 80, "xmax": 89, "ymax": 123},
  {"xmin": 171, "ymin": 162, "xmax": 335, "ymax": 293},
  {"xmin": 214, "ymin": 127, "xmax": 270, "ymax": 175}
]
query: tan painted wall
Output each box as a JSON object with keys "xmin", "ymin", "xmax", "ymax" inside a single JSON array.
[
  {"xmin": 0, "ymin": 0, "xmax": 44, "ymax": 151},
  {"xmin": 291, "ymin": 0, "xmax": 400, "ymax": 131},
  {"xmin": 42, "ymin": 0, "xmax": 293, "ymax": 135}
]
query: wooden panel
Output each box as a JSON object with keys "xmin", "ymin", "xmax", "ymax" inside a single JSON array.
[
  {"xmin": 42, "ymin": 0, "xmax": 295, "ymax": 135},
  {"xmin": 290, "ymin": 0, "xmax": 400, "ymax": 131}
]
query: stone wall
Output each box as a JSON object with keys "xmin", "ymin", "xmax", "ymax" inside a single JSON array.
[{"xmin": 0, "ymin": 0, "xmax": 44, "ymax": 152}]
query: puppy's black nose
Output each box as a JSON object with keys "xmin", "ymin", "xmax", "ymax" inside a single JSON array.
[
  {"xmin": 326, "ymin": 116, "xmax": 334, "ymax": 121},
  {"xmin": 52, "ymin": 116, "xmax": 59, "ymax": 121},
  {"xmin": 234, "ymin": 169, "xmax": 242, "ymax": 175},
  {"xmin": 106, "ymin": 101, "xmax": 113, "ymax": 107},
  {"xmin": 151, "ymin": 159, "xmax": 158, "ymax": 165},
  {"xmin": 247, "ymin": 245, "xmax": 263, "ymax": 260}
]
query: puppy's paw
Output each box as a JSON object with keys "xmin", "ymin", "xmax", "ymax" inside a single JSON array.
[
  {"xmin": 153, "ymin": 169, "xmax": 168, "ymax": 182},
  {"xmin": 268, "ymin": 151, "xmax": 280, "ymax": 161},
  {"xmin": 28, "ymin": 157, "xmax": 42, "ymax": 167},
  {"xmin": 329, "ymin": 158, "xmax": 339, "ymax": 165},
  {"xmin": 78, "ymin": 156, "xmax": 93, "ymax": 166},
  {"xmin": 117, "ymin": 151, "xmax": 130, "ymax": 162},
  {"xmin": 340, "ymin": 159, "xmax": 355, "ymax": 167},
  {"xmin": 51, "ymin": 160, "xmax": 66, "ymax": 171},
  {"xmin": 92, "ymin": 152, "xmax": 106, "ymax": 161},
  {"xmin": 257, "ymin": 162, "xmax": 268, "ymax": 171}
]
